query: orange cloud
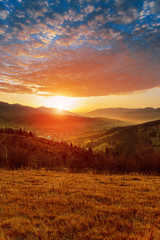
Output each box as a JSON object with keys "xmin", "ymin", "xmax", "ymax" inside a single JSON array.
[{"xmin": 1, "ymin": 45, "xmax": 159, "ymax": 97}]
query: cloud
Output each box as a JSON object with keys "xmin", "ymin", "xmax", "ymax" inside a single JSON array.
[
  {"xmin": 0, "ymin": 81, "xmax": 34, "ymax": 94},
  {"xmin": 0, "ymin": 10, "xmax": 9, "ymax": 19},
  {"xmin": 0, "ymin": 0, "xmax": 159, "ymax": 97},
  {"xmin": 84, "ymin": 5, "xmax": 95, "ymax": 14},
  {"xmin": 1, "ymin": 44, "xmax": 159, "ymax": 97}
]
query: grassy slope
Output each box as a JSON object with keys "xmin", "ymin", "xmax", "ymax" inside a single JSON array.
[{"xmin": 0, "ymin": 170, "xmax": 160, "ymax": 240}]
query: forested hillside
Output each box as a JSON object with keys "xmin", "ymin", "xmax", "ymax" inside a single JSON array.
[
  {"xmin": 1, "ymin": 126, "xmax": 160, "ymax": 174},
  {"xmin": 68, "ymin": 120, "xmax": 160, "ymax": 153}
]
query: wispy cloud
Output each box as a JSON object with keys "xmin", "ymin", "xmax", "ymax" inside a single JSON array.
[{"xmin": 0, "ymin": 10, "xmax": 9, "ymax": 19}]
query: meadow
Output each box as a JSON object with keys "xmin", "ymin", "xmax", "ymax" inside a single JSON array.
[{"xmin": 0, "ymin": 170, "xmax": 160, "ymax": 240}]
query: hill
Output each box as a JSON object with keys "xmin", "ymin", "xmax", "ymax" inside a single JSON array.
[
  {"xmin": 86, "ymin": 107, "xmax": 160, "ymax": 123},
  {"xmin": 0, "ymin": 129, "xmax": 95, "ymax": 171},
  {"xmin": 1, "ymin": 125, "xmax": 160, "ymax": 174},
  {"xmin": 67, "ymin": 119, "xmax": 160, "ymax": 153},
  {"xmin": 0, "ymin": 101, "xmax": 125, "ymax": 139}
]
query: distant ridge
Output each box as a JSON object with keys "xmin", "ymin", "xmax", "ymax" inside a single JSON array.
[
  {"xmin": 86, "ymin": 107, "xmax": 160, "ymax": 123},
  {"xmin": 0, "ymin": 101, "xmax": 77, "ymax": 116},
  {"xmin": 0, "ymin": 101, "xmax": 125, "ymax": 137}
]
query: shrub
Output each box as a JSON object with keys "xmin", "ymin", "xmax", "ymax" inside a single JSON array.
[{"xmin": 7, "ymin": 145, "xmax": 29, "ymax": 170}]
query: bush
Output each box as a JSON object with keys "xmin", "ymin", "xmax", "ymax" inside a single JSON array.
[
  {"xmin": 7, "ymin": 145, "xmax": 29, "ymax": 170},
  {"xmin": 0, "ymin": 134, "xmax": 29, "ymax": 170}
]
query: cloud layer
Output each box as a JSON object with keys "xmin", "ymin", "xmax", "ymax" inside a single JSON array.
[{"xmin": 0, "ymin": 0, "xmax": 160, "ymax": 97}]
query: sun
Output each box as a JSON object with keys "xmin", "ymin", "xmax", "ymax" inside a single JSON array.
[
  {"xmin": 45, "ymin": 96, "xmax": 77, "ymax": 111},
  {"xmin": 57, "ymin": 105, "xmax": 63, "ymax": 110},
  {"xmin": 56, "ymin": 103, "xmax": 63, "ymax": 111}
]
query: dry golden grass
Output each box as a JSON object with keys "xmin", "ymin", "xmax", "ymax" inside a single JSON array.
[{"xmin": 0, "ymin": 170, "xmax": 160, "ymax": 240}]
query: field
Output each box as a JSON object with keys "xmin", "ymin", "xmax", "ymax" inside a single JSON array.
[{"xmin": 0, "ymin": 170, "xmax": 160, "ymax": 240}]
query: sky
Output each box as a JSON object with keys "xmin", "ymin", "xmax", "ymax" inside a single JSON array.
[{"xmin": 0, "ymin": 0, "xmax": 160, "ymax": 112}]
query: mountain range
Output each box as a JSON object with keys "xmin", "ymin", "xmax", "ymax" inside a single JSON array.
[
  {"xmin": 86, "ymin": 107, "xmax": 160, "ymax": 123},
  {"xmin": 0, "ymin": 102, "xmax": 124, "ymax": 138}
]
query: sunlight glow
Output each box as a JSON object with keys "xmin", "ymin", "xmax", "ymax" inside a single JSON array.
[{"xmin": 44, "ymin": 96, "xmax": 77, "ymax": 111}]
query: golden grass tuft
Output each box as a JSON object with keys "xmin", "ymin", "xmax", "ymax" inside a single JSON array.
[{"xmin": 0, "ymin": 170, "xmax": 160, "ymax": 239}]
